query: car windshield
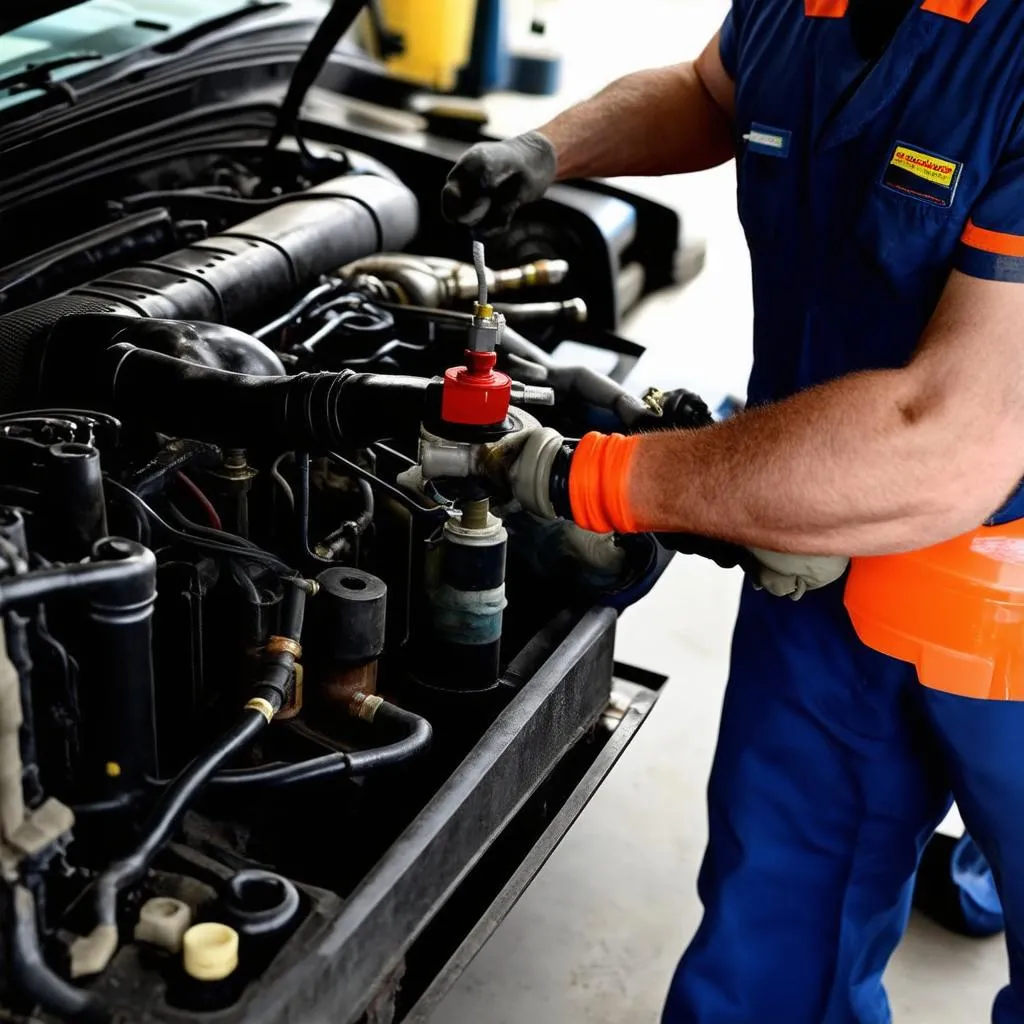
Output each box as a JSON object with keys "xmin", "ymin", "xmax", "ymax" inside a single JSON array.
[{"xmin": 0, "ymin": 0, "xmax": 266, "ymax": 109}]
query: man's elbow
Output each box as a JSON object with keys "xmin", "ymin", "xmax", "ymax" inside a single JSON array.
[
  {"xmin": 888, "ymin": 372, "xmax": 1022, "ymax": 541},
  {"xmin": 920, "ymin": 424, "xmax": 1024, "ymax": 542}
]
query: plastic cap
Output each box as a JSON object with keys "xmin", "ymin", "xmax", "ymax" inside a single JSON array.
[
  {"xmin": 135, "ymin": 897, "xmax": 193, "ymax": 954},
  {"xmin": 845, "ymin": 519, "xmax": 1024, "ymax": 700},
  {"xmin": 182, "ymin": 923, "xmax": 239, "ymax": 981}
]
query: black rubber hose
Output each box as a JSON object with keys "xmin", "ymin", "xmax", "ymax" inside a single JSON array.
[
  {"xmin": 90, "ymin": 579, "xmax": 306, "ymax": 929},
  {"xmin": 211, "ymin": 701, "xmax": 432, "ymax": 788},
  {"xmin": 58, "ymin": 328, "xmax": 432, "ymax": 450},
  {"xmin": 265, "ymin": 0, "xmax": 369, "ymax": 156},
  {"xmin": 0, "ymin": 540, "xmax": 155, "ymax": 613},
  {"xmin": 9, "ymin": 885, "xmax": 107, "ymax": 1022},
  {"xmin": 4, "ymin": 613, "xmax": 42, "ymax": 808},
  {"xmin": 91, "ymin": 707, "xmax": 272, "ymax": 930},
  {"xmin": 0, "ymin": 208, "xmax": 179, "ymax": 314},
  {"xmin": 262, "ymin": 579, "xmax": 307, "ymax": 704},
  {"xmin": 2, "ymin": 173, "xmax": 417, "ymax": 414}
]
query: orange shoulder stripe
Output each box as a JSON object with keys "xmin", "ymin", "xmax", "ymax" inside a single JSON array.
[
  {"xmin": 804, "ymin": 0, "xmax": 849, "ymax": 16},
  {"xmin": 921, "ymin": 0, "xmax": 989, "ymax": 23},
  {"xmin": 961, "ymin": 219, "xmax": 1024, "ymax": 259}
]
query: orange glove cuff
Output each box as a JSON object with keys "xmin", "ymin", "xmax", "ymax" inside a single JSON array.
[{"xmin": 568, "ymin": 432, "xmax": 642, "ymax": 534}]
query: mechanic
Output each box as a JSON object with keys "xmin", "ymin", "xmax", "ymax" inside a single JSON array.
[{"xmin": 440, "ymin": 0, "xmax": 1024, "ymax": 1022}]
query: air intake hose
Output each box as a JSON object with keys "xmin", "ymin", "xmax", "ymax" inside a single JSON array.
[
  {"xmin": 40, "ymin": 316, "xmax": 430, "ymax": 449},
  {"xmin": 0, "ymin": 173, "xmax": 419, "ymax": 412}
]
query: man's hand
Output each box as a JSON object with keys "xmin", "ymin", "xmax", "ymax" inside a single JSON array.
[
  {"xmin": 747, "ymin": 549, "xmax": 850, "ymax": 601},
  {"xmin": 485, "ymin": 427, "xmax": 849, "ymax": 599},
  {"xmin": 441, "ymin": 132, "xmax": 557, "ymax": 235}
]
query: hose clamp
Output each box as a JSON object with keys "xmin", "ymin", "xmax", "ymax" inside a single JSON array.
[{"xmin": 245, "ymin": 697, "xmax": 276, "ymax": 724}]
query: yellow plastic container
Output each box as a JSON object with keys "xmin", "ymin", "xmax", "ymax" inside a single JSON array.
[{"xmin": 379, "ymin": 0, "xmax": 478, "ymax": 92}]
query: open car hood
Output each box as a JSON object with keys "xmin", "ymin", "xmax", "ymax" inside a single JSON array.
[{"xmin": 0, "ymin": 0, "xmax": 262, "ymax": 34}]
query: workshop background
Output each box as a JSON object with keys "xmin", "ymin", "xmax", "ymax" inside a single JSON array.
[{"xmin": 422, "ymin": 0, "xmax": 1010, "ymax": 1021}]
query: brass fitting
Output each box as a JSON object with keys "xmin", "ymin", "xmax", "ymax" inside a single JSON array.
[{"xmin": 265, "ymin": 636, "xmax": 303, "ymax": 660}]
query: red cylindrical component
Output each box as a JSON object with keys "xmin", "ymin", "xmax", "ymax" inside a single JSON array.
[{"xmin": 440, "ymin": 349, "xmax": 512, "ymax": 426}]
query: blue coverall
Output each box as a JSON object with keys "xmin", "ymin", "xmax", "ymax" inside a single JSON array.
[{"xmin": 662, "ymin": 2, "xmax": 1024, "ymax": 1021}]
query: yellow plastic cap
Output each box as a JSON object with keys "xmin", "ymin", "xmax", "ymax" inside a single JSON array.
[{"xmin": 182, "ymin": 923, "xmax": 239, "ymax": 981}]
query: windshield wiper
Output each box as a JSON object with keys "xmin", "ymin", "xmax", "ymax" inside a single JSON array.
[{"xmin": 0, "ymin": 51, "xmax": 103, "ymax": 95}]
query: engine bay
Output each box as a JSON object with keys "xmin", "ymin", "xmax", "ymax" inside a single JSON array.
[{"xmin": 0, "ymin": 132, "xmax": 713, "ymax": 1023}]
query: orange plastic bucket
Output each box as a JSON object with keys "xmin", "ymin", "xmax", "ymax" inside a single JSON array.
[{"xmin": 845, "ymin": 520, "xmax": 1024, "ymax": 701}]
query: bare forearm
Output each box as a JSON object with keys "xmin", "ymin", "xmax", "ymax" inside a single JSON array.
[
  {"xmin": 537, "ymin": 63, "xmax": 734, "ymax": 180},
  {"xmin": 629, "ymin": 370, "xmax": 1020, "ymax": 556}
]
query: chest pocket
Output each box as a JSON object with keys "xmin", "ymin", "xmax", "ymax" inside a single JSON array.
[
  {"xmin": 737, "ymin": 142, "xmax": 799, "ymax": 248},
  {"xmin": 854, "ymin": 182, "xmax": 964, "ymax": 295}
]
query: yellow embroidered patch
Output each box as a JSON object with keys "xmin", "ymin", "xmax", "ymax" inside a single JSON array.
[{"xmin": 890, "ymin": 146, "xmax": 958, "ymax": 187}]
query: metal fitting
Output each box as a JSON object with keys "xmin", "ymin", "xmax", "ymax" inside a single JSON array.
[
  {"xmin": 245, "ymin": 697, "xmax": 276, "ymax": 724},
  {"xmin": 265, "ymin": 636, "xmax": 303, "ymax": 660},
  {"xmin": 460, "ymin": 498, "xmax": 491, "ymax": 531},
  {"xmin": 211, "ymin": 448, "xmax": 258, "ymax": 484},
  {"xmin": 510, "ymin": 382, "xmax": 556, "ymax": 407},
  {"xmin": 349, "ymin": 691, "xmax": 384, "ymax": 722},
  {"xmin": 467, "ymin": 307, "xmax": 506, "ymax": 354},
  {"xmin": 642, "ymin": 387, "xmax": 667, "ymax": 415}
]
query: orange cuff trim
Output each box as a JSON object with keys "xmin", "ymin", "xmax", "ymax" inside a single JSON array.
[
  {"xmin": 804, "ymin": 0, "xmax": 849, "ymax": 16},
  {"xmin": 921, "ymin": 0, "xmax": 989, "ymax": 23},
  {"xmin": 568, "ymin": 432, "xmax": 642, "ymax": 535},
  {"xmin": 961, "ymin": 219, "xmax": 1024, "ymax": 258}
]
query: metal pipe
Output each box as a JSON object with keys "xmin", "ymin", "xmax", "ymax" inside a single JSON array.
[
  {"xmin": 338, "ymin": 256, "xmax": 571, "ymax": 307},
  {"xmin": 489, "ymin": 298, "xmax": 588, "ymax": 326}
]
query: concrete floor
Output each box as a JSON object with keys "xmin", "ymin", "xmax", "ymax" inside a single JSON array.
[{"xmin": 432, "ymin": 2, "xmax": 1009, "ymax": 1020}]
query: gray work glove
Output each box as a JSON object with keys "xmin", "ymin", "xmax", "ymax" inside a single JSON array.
[
  {"xmin": 441, "ymin": 131, "xmax": 558, "ymax": 235},
  {"xmin": 748, "ymin": 548, "xmax": 850, "ymax": 600}
]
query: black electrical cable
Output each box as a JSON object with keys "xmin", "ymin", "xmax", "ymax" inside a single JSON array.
[
  {"xmin": 8, "ymin": 885, "xmax": 107, "ymax": 1022},
  {"xmin": 264, "ymin": 0, "xmax": 370, "ymax": 158},
  {"xmin": 316, "ymin": 477, "xmax": 374, "ymax": 559},
  {"xmin": 165, "ymin": 502, "xmax": 264, "ymax": 552},
  {"xmin": 229, "ymin": 559, "xmax": 264, "ymax": 607},
  {"xmin": 105, "ymin": 479, "xmax": 297, "ymax": 577},
  {"xmin": 297, "ymin": 453, "xmax": 337, "ymax": 568},
  {"xmin": 211, "ymin": 700, "xmax": 432, "ymax": 788},
  {"xmin": 253, "ymin": 280, "xmax": 339, "ymax": 341}
]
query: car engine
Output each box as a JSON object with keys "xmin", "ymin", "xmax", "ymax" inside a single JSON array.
[{"xmin": 0, "ymin": 138, "xmax": 718, "ymax": 1023}]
